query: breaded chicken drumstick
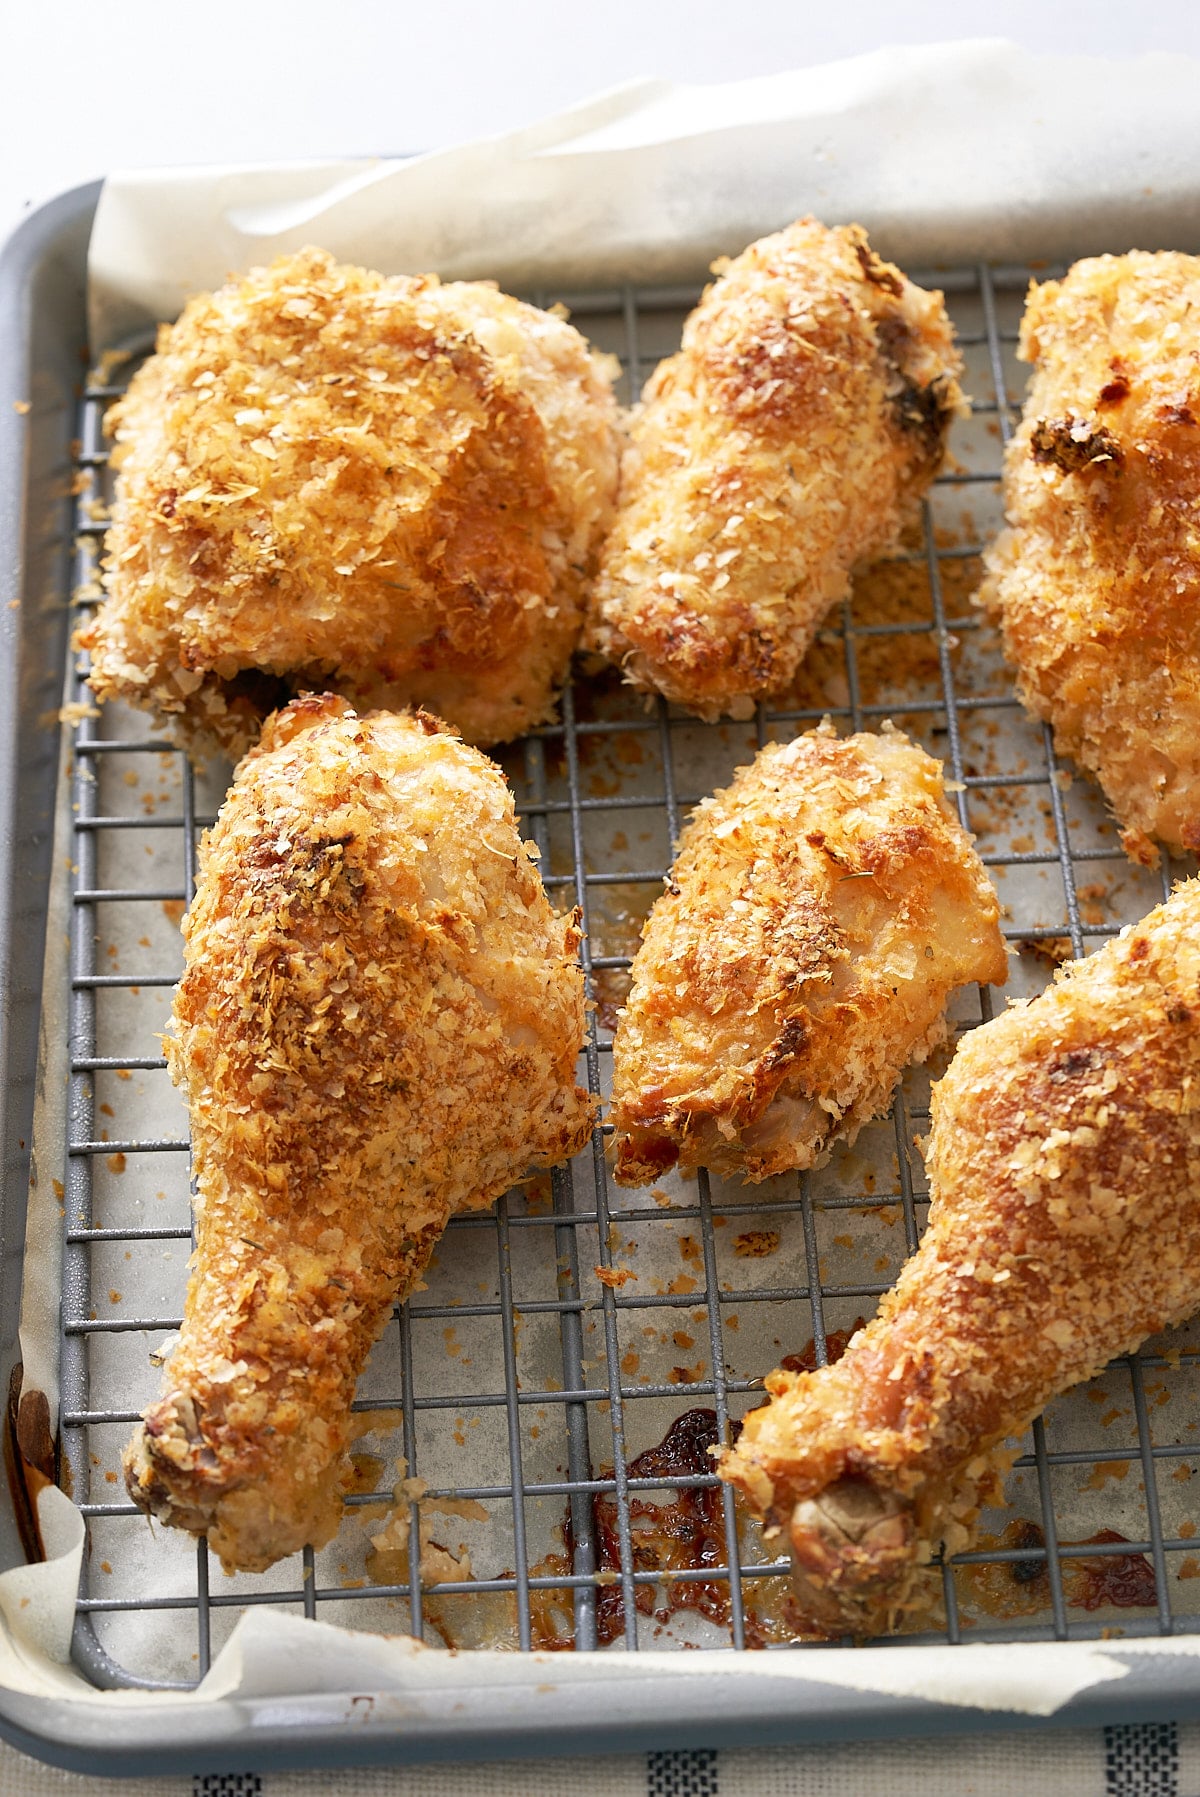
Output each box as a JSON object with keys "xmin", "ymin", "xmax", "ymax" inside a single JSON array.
[
  {"xmin": 123, "ymin": 695, "xmax": 594, "ymax": 1573},
  {"xmin": 721, "ymin": 877, "xmax": 1200, "ymax": 1636},
  {"xmin": 981, "ymin": 252, "xmax": 1200, "ymax": 865},
  {"xmin": 609, "ymin": 723, "xmax": 1006, "ymax": 1186},
  {"xmin": 85, "ymin": 248, "xmax": 620, "ymax": 758},
  {"xmin": 586, "ymin": 219, "xmax": 964, "ymax": 717}
]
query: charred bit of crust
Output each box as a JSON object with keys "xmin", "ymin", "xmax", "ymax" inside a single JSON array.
[{"xmin": 1029, "ymin": 414, "xmax": 1125, "ymax": 473}]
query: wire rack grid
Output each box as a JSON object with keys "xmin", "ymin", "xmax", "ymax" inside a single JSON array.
[{"xmin": 54, "ymin": 262, "xmax": 1200, "ymax": 1692}]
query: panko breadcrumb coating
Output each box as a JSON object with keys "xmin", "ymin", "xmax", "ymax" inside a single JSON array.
[
  {"xmin": 122, "ymin": 695, "xmax": 594, "ymax": 1573},
  {"xmin": 721, "ymin": 876, "xmax": 1200, "ymax": 1638},
  {"xmin": 980, "ymin": 252, "xmax": 1200, "ymax": 865},
  {"xmin": 608, "ymin": 723, "xmax": 1006, "ymax": 1186},
  {"xmin": 84, "ymin": 249, "xmax": 620, "ymax": 758},
  {"xmin": 585, "ymin": 219, "xmax": 964, "ymax": 717}
]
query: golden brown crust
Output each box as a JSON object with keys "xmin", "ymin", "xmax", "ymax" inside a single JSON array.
[
  {"xmin": 608, "ymin": 723, "xmax": 1006, "ymax": 1186},
  {"xmin": 84, "ymin": 249, "xmax": 620, "ymax": 756},
  {"xmin": 979, "ymin": 251, "xmax": 1200, "ymax": 863},
  {"xmin": 122, "ymin": 695, "xmax": 595, "ymax": 1572},
  {"xmin": 585, "ymin": 219, "xmax": 964, "ymax": 718},
  {"xmin": 720, "ymin": 877, "xmax": 1200, "ymax": 1635}
]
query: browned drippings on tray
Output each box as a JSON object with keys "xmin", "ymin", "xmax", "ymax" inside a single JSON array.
[
  {"xmin": 385, "ymin": 1405, "xmax": 801, "ymax": 1650},
  {"xmin": 1068, "ymin": 1528, "xmax": 1159, "ymax": 1612},
  {"xmin": 577, "ymin": 1327, "xmax": 875, "ymax": 1646},
  {"xmin": 577, "ymin": 1429, "xmax": 825, "ymax": 1644},
  {"xmin": 413, "ymin": 1554, "xmax": 578, "ymax": 1655},
  {"xmin": 581, "ymin": 1407, "xmax": 730, "ymax": 1643},
  {"xmin": 1018, "ymin": 936, "xmax": 1075, "ymax": 968},
  {"xmin": 778, "ymin": 1320, "xmax": 868, "ymax": 1375},
  {"xmin": 346, "ymin": 1452, "xmax": 386, "ymax": 1497},
  {"xmin": 963, "ymin": 1518, "xmax": 1158, "ymax": 1621},
  {"xmin": 591, "ymin": 966, "xmax": 632, "ymax": 1034}
]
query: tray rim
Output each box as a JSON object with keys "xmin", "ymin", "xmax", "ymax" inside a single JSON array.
[{"xmin": 2, "ymin": 1649, "xmax": 1200, "ymax": 1779}]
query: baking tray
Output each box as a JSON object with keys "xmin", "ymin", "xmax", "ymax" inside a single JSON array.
[{"xmin": 4, "ymin": 183, "xmax": 1200, "ymax": 1777}]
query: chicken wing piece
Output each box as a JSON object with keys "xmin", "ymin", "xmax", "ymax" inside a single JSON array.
[
  {"xmin": 585, "ymin": 219, "xmax": 964, "ymax": 718},
  {"xmin": 980, "ymin": 252, "xmax": 1200, "ymax": 865},
  {"xmin": 123, "ymin": 694, "xmax": 594, "ymax": 1573},
  {"xmin": 84, "ymin": 248, "xmax": 620, "ymax": 758},
  {"xmin": 720, "ymin": 877, "xmax": 1200, "ymax": 1637},
  {"xmin": 608, "ymin": 723, "xmax": 1006, "ymax": 1186}
]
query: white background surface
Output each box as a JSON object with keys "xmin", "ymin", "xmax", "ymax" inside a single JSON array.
[{"xmin": 3, "ymin": 0, "xmax": 1200, "ymax": 250}]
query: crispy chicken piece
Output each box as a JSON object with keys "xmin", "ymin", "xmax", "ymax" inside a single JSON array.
[
  {"xmin": 721, "ymin": 878, "xmax": 1200, "ymax": 1636},
  {"xmin": 980, "ymin": 252, "xmax": 1200, "ymax": 865},
  {"xmin": 84, "ymin": 248, "xmax": 620, "ymax": 758},
  {"xmin": 123, "ymin": 695, "xmax": 594, "ymax": 1572},
  {"xmin": 608, "ymin": 723, "xmax": 1006, "ymax": 1186},
  {"xmin": 585, "ymin": 219, "xmax": 964, "ymax": 717}
]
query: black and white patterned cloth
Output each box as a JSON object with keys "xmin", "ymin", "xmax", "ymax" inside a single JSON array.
[{"xmin": 0, "ymin": 1724, "xmax": 1197, "ymax": 1794}]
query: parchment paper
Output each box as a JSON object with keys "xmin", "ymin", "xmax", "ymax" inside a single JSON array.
[
  {"xmin": 3, "ymin": 1484, "xmax": 1200, "ymax": 1718},
  {"xmin": 89, "ymin": 38, "xmax": 1200, "ymax": 354},
  {"xmin": 17, "ymin": 38, "xmax": 1200, "ymax": 1724}
]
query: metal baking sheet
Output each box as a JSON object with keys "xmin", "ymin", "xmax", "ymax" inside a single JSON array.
[{"xmin": 4, "ymin": 185, "xmax": 1200, "ymax": 1773}]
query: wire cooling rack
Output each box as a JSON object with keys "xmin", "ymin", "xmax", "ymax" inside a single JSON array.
[{"xmin": 57, "ymin": 263, "xmax": 1200, "ymax": 1692}]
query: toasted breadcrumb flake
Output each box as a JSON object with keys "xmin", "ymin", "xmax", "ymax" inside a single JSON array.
[{"xmin": 595, "ymin": 1264, "xmax": 637, "ymax": 1289}]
